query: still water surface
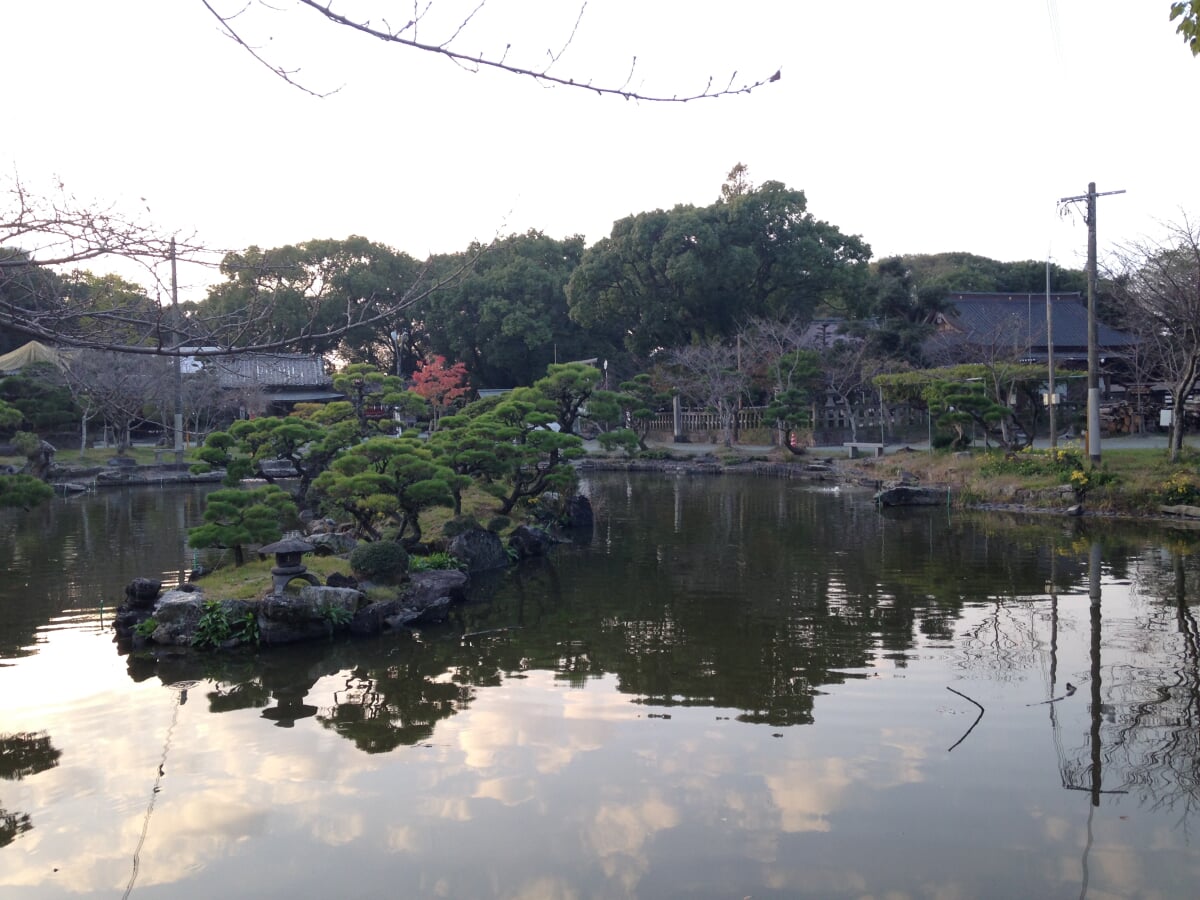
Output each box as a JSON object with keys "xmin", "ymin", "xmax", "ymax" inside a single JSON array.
[{"xmin": 1, "ymin": 475, "xmax": 1199, "ymax": 898}]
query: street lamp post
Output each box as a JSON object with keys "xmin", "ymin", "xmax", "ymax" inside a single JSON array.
[
  {"xmin": 390, "ymin": 329, "xmax": 409, "ymax": 380},
  {"xmin": 352, "ymin": 376, "xmax": 366, "ymax": 432}
]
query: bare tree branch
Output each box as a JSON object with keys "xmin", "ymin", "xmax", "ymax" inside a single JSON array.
[
  {"xmin": 199, "ymin": 0, "xmax": 339, "ymax": 97},
  {"xmin": 1, "ymin": 173, "xmax": 486, "ymax": 358},
  {"xmin": 200, "ymin": 0, "xmax": 780, "ymax": 102},
  {"xmin": 1111, "ymin": 213, "xmax": 1200, "ymax": 461}
]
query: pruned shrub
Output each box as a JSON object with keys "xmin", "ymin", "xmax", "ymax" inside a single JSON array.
[
  {"xmin": 349, "ymin": 540, "xmax": 409, "ymax": 581},
  {"xmin": 442, "ymin": 515, "xmax": 480, "ymax": 538}
]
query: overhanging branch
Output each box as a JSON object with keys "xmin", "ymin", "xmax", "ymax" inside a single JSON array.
[{"xmin": 200, "ymin": 0, "xmax": 780, "ymax": 102}]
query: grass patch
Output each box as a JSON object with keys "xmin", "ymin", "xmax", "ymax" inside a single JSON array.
[
  {"xmin": 363, "ymin": 585, "xmax": 401, "ymax": 603},
  {"xmin": 409, "ymin": 551, "xmax": 462, "ymax": 572},
  {"xmin": 857, "ymin": 444, "xmax": 1200, "ymax": 515},
  {"xmin": 420, "ymin": 481, "xmax": 515, "ymax": 538},
  {"xmin": 1, "ymin": 445, "xmax": 202, "ymax": 468},
  {"xmin": 189, "ymin": 554, "xmax": 355, "ymax": 600}
]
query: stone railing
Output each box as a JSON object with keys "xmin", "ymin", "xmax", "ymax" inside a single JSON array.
[{"xmin": 645, "ymin": 403, "xmax": 929, "ymax": 444}]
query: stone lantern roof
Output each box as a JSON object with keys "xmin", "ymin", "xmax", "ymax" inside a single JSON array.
[{"xmin": 260, "ymin": 538, "xmax": 314, "ymax": 556}]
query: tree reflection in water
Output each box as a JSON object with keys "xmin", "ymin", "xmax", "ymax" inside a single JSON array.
[
  {"xmin": 1103, "ymin": 544, "xmax": 1200, "ymax": 834},
  {"xmin": 0, "ymin": 730, "xmax": 61, "ymax": 848}
]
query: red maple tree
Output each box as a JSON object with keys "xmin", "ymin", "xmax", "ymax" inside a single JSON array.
[{"xmin": 410, "ymin": 355, "xmax": 471, "ymax": 431}]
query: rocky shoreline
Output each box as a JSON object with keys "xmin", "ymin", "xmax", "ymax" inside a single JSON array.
[
  {"xmin": 49, "ymin": 460, "xmax": 223, "ymax": 492},
  {"xmin": 114, "ymin": 513, "xmax": 585, "ymax": 657}
]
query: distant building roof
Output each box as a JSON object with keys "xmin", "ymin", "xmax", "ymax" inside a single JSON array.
[
  {"xmin": 205, "ymin": 353, "xmax": 332, "ymax": 389},
  {"xmin": 931, "ymin": 292, "xmax": 1137, "ymax": 362}
]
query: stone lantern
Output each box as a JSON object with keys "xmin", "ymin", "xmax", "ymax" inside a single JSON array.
[{"xmin": 259, "ymin": 537, "xmax": 321, "ymax": 594}]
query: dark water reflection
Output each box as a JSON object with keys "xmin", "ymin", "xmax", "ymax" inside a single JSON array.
[
  {"xmin": 2, "ymin": 475, "xmax": 1200, "ymax": 897},
  {"xmin": 0, "ymin": 485, "xmax": 208, "ymax": 659}
]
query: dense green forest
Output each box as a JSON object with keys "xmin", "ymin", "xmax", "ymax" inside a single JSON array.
[{"xmin": 1, "ymin": 166, "xmax": 1091, "ymax": 389}]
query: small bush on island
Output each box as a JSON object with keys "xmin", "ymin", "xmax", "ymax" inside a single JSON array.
[
  {"xmin": 133, "ymin": 617, "xmax": 158, "ymax": 638},
  {"xmin": 409, "ymin": 551, "xmax": 461, "ymax": 573},
  {"xmin": 442, "ymin": 515, "xmax": 480, "ymax": 538},
  {"xmin": 0, "ymin": 472, "xmax": 53, "ymax": 510},
  {"xmin": 349, "ymin": 540, "xmax": 409, "ymax": 581},
  {"xmin": 193, "ymin": 600, "xmax": 233, "ymax": 649}
]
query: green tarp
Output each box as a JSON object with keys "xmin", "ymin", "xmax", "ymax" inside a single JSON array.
[{"xmin": 0, "ymin": 341, "xmax": 65, "ymax": 373}]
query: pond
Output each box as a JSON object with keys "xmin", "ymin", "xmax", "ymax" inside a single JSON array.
[{"xmin": 1, "ymin": 474, "xmax": 1199, "ymax": 898}]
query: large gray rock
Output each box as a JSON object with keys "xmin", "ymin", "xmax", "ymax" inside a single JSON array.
[
  {"xmin": 259, "ymin": 586, "xmax": 362, "ymax": 645},
  {"xmin": 308, "ymin": 532, "xmax": 357, "ymax": 555},
  {"xmin": 326, "ymin": 571, "xmax": 359, "ymax": 589},
  {"xmin": 24, "ymin": 440, "xmax": 55, "ymax": 481},
  {"xmin": 408, "ymin": 569, "xmax": 468, "ymax": 606},
  {"xmin": 125, "ymin": 578, "xmax": 162, "ymax": 610},
  {"xmin": 1161, "ymin": 504, "xmax": 1200, "ymax": 519},
  {"xmin": 350, "ymin": 570, "xmax": 469, "ymax": 634},
  {"xmin": 448, "ymin": 528, "xmax": 510, "ymax": 572},
  {"xmin": 406, "ymin": 596, "xmax": 451, "ymax": 626},
  {"xmin": 350, "ymin": 598, "xmax": 409, "ymax": 635},
  {"xmin": 96, "ymin": 467, "xmax": 136, "ymax": 484},
  {"xmin": 875, "ymin": 484, "xmax": 947, "ymax": 507},
  {"xmin": 148, "ymin": 594, "xmax": 259, "ymax": 647},
  {"xmin": 151, "ymin": 591, "xmax": 206, "ymax": 645},
  {"xmin": 563, "ymin": 494, "xmax": 594, "ymax": 530},
  {"xmin": 507, "ymin": 525, "xmax": 555, "ymax": 560},
  {"xmin": 529, "ymin": 492, "xmax": 593, "ymax": 529},
  {"xmin": 258, "ymin": 458, "xmax": 299, "ymax": 479},
  {"xmin": 299, "ymin": 585, "xmax": 362, "ymax": 612}
]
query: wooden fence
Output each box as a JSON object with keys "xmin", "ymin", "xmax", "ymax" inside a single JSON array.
[{"xmin": 646, "ymin": 404, "xmax": 929, "ymax": 444}]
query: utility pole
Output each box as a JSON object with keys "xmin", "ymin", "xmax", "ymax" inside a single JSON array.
[
  {"xmin": 1058, "ymin": 183, "xmax": 1125, "ymax": 464},
  {"xmin": 170, "ymin": 237, "xmax": 184, "ymax": 466},
  {"xmin": 1046, "ymin": 259, "xmax": 1056, "ymax": 451}
]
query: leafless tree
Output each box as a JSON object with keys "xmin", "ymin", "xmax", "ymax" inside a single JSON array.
[
  {"xmin": 661, "ymin": 341, "xmax": 747, "ymax": 448},
  {"xmin": 738, "ymin": 316, "xmax": 819, "ymax": 449},
  {"xmin": 822, "ymin": 337, "xmax": 887, "ymax": 444},
  {"xmin": 58, "ymin": 351, "xmax": 172, "ymax": 453},
  {"xmin": 734, "ymin": 314, "xmax": 801, "ymax": 446},
  {"xmin": 143, "ymin": 367, "xmax": 245, "ymax": 449},
  {"xmin": 1111, "ymin": 215, "xmax": 1200, "ymax": 462},
  {"xmin": 200, "ymin": 0, "xmax": 780, "ymax": 102}
]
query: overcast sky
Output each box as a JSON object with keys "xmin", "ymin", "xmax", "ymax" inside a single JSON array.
[{"xmin": 4, "ymin": 0, "xmax": 1198, "ymax": 301}]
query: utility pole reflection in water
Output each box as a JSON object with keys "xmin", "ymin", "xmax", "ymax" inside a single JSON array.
[
  {"xmin": 1088, "ymin": 540, "xmax": 1103, "ymax": 808},
  {"xmin": 1073, "ymin": 541, "xmax": 1125, "ymax": 898}
]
